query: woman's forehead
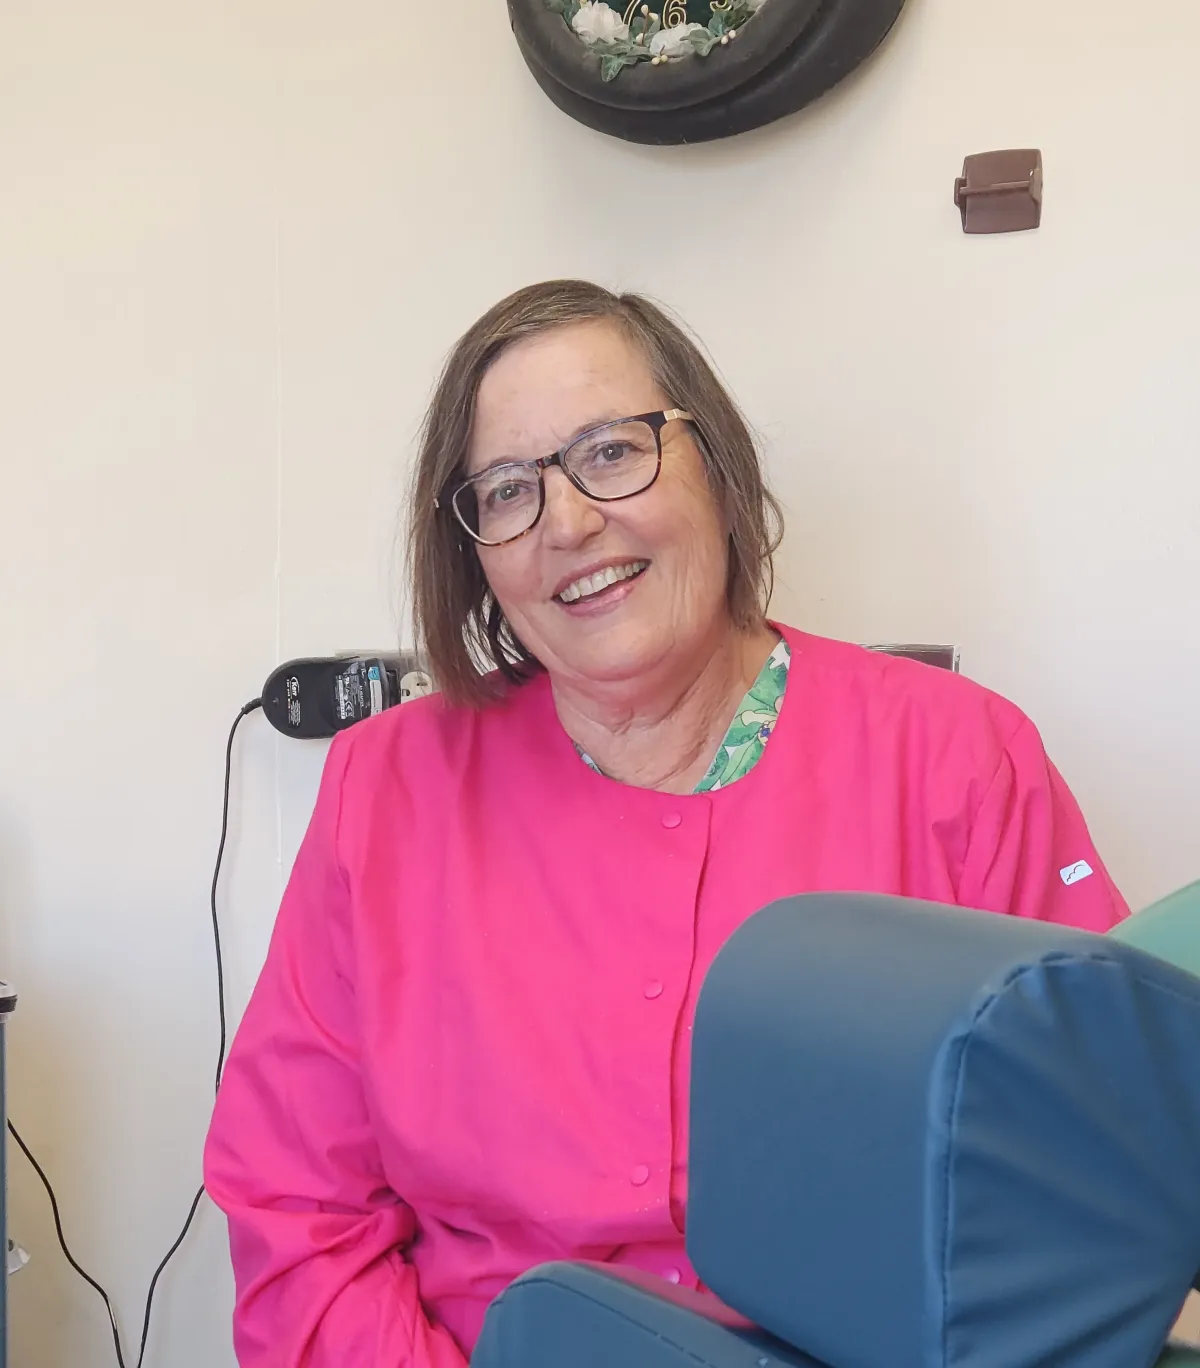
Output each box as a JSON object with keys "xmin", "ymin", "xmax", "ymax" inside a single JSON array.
[{"xmin": 469, "ymin": 320, "xmax": 664, "ymax": 464}]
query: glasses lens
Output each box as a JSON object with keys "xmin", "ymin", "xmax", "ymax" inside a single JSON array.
[
  {"xmin": 455, "ymin": 464, "xmax": 541, "ymax": 544},
  {"xmin": 565, "ymin": 419, "xmax": 659, "ymax": 499}
]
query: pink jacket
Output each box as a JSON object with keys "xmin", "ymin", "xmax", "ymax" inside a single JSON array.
[{"xmin": 204, "ymin": 626, "xmax": 1127, "ymax": 1366}]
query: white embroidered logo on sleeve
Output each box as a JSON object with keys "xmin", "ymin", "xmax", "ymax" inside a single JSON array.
[{"xmin": 1060, "ymin": 860, "xmax": 1095, "ymax": 887}]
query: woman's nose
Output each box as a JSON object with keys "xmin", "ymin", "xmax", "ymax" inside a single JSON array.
[{"xmin": 540, "ymin": 468, "xmax": 604, "ymax": 547}]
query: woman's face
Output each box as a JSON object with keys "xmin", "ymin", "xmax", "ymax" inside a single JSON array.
[{"xmin": 468, "ymin": 320, "xmax": 731, "ymax": 690}]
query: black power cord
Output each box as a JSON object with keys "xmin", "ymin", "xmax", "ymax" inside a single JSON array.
[
  {"xmin": 211, "ymin": 699, "xmax": 264, "ymax": 1094},
  {"xmin": 7, "ymin": 696, "xmax": 263, "ymax": 1368}
]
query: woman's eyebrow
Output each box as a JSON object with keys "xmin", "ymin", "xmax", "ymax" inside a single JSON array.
[
  {"xmin": 470, "ymin": 454, "xmax": 533, "ymax": 476},
  {"xmin": 469, "ymin": 413, "xmax": 625, "ymax": 475}
]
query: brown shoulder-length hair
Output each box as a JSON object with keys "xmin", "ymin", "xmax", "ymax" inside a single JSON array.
[{"xmin": 407, "ymin": 280, "xmax": 784, "ymax": 707}]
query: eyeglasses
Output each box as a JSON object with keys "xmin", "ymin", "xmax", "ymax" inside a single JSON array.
[{"xmin": 439, "ymin": 409, "xmax": 694, "ymax": 547}]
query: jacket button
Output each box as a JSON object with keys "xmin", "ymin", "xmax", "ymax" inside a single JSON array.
[
  {"xmin": 630, "ymin": 1164, "xmax": 650, "ymax": 1187},
  {"xmin": 661, "ymin": 812, "xmax": 682, "ymax": 829},
  {"xmin": 644, "ymin": 980, "xmax": 664, "ymax": 1000},
  {"xmin": 664, "ymin": 1267, "xmax": 682, "ymax": 1284}
]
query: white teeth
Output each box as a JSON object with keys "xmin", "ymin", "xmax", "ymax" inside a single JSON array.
[{"xmin": 558, "ymin": 561, "xmax": 647, "ymax": 603}]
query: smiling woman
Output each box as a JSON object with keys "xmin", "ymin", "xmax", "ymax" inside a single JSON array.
[
  {"xmin": 203, "ymin": 280, "xmax": 1130, "ymax": 1368},
  {"xmin": 412, "ymin": 282, "xmax": 781, "ymax": 737},
  {"xmin": 454, "ymin": 320, "xmax": 778, "ymax": 769}
]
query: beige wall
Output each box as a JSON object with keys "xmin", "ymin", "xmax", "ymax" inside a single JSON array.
[{"xmin": 2, "ymin": 1, "xmax": 1198, "ymax": 1364}]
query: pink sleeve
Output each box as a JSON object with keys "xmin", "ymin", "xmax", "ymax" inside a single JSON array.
[
  {"xmin": 203, "ymin": 733, "xmax": 467, "ymax": 1368},
  {"xmin": 956, "ymin": 718, "xmax": 1129, "ymax": 932}
]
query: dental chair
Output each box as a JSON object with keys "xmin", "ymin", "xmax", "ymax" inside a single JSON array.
[{"xmin": 473, "ymin": 885, "xmax": 1200, "ymax": 1368}]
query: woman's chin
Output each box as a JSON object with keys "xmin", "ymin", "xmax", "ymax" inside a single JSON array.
[{"xmin": 544, "ymin": 626, "xmax": 677, "ymax": 689}]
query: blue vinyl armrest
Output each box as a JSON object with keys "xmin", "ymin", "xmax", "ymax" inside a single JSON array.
[{"xmin": 473, "ymin": 1261, "xmax": 825, "ymax": 1368}]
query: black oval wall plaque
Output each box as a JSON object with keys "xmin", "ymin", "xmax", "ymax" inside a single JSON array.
[{"xmin": 508, "ymin": 0, "xmax": 909, "ymax": 145}]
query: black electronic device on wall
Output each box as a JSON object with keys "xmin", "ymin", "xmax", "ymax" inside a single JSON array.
[{"xmin": 260, "ymin": 653, "xmax": 434, "ymax": 740}]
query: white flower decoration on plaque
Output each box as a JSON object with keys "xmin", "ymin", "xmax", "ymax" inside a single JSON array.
[
  {"xmin": 547, "ymin": 0, "xmax": 771, "ymax": 81},
  {"xmin": 649, "ymin": 22, "xmax": 706, "ymax": 59},
  {"xmin": 571, "ymin": 1, "xmax": 630, "ymax": 43}
]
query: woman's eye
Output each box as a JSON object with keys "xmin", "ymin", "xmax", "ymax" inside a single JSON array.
[
  {"xmin": 486, "ymin": 481, "xmax": 529, "ymax": 508},
  {"xmin": 594, "ymin": 442, "xmax": 631, "ymax": 464}
]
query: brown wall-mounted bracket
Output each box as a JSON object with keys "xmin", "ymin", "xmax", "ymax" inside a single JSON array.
[
  {"xmin": 866, "ymin": 643, "xmax": 961, "ymax": 672},
  {"xmin": 954, "ymin": 149, "xmax": 1043, "ymax": 234}
]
